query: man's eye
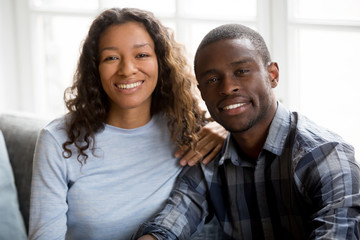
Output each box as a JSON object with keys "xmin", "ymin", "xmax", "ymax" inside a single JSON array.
[
  {"xmin": 207, "ymin": 77, "xmax": 218, "ymax": 83},
  {"xmin": 235, "ymin": 69, "xmax": 249, "ymax": 75}
]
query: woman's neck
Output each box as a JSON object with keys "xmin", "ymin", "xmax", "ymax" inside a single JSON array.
[{"xmin": 106, "ymin": 106, "xmax": 151, "ymax": 129}]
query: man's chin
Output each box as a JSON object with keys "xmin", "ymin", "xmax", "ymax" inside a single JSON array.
[{"xmin": 219, "ymin": 119, "xmax": 255, "ymax": 134}]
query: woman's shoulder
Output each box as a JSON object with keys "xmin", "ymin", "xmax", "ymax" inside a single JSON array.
[
  {"xmin": 40, "ymin": 115, "xmax": 68, "ymax": 142},
  {"xmin": 44, "ymin": 114, "xmax": 67, "ymax": 130}
]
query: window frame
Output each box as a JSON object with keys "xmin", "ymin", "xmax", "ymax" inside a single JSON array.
[{"xmin": 6, "ymin": 0, "xmax": 360, "ymax": 159}]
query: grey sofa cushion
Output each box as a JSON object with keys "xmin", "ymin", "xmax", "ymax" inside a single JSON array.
[
  {"xmin": 0, "ymin": 130, "xmax": 27, "ymax": 239},
  {"xmin": 0, "ymin": 114, "xmax": 48, "ymax": 232}
]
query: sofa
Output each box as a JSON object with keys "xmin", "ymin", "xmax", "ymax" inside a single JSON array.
[
  {"xmin": 0, "ymin": 113, "xmax": 48, "ymax": 239},
  {"xmin": 0, "ymin": 113, "xmax": 225, "ymax": 239}
]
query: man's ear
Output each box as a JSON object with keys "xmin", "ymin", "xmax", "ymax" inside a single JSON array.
[{"xmin": 267, "ymin": 62, "xmax": 279, "ymax": 88}]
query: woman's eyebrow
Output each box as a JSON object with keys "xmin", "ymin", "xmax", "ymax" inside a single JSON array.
[
  {"xmin": 134, "ymin": 43, "xmax": 153, "ymax": 49},
  {"xmin": 99, "ymin": 46, "xmax": 118, "ymax": 54},
  {"xmin": 99, "ymin": 43, "xmax": 153, "ymax": 54}
]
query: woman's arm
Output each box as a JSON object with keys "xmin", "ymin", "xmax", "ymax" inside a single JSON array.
[
  {"xmin": 176, "ymin": 121, "xmax": 227, "ymax": 166},
  {"xmin": 29, "ymin": 128, "xmax": 68, "ymax": 240}
]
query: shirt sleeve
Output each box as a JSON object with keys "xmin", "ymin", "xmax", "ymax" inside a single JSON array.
[
  {"xmin": 295, "ymin": 142, "xmax": 360, "ymax": 239},
  {"xmin": 28, "ymin": 128, "xmax": 69, "ymax": 240},
  {"xmin": 132, "ymin": 164, "xmax": 211, "ymax": 240}
]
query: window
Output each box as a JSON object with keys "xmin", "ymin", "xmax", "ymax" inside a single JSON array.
[
  {"xmin": 3, "ymin": 0, "xmax": 359, "ymax": 159},
  {"xmin": 10, "ymin": 0, "xmax": 261, "ymax": 117},
  {"xmin": 287, "ymin": 0, "xmax": 360, "ymax": 159}
]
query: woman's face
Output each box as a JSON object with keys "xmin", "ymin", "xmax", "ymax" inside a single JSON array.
[{"xmin": 98, "ymin": 22, "xmax": 158, "ymax": 116}]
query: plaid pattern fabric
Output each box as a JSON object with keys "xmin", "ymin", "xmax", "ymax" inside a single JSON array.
[
  {"xmin": 192, "ymin": 217, "xmax": 228, "ymax": 240},
  {"xmin": 133, "ymin": 103, "xmax": 360, "ymax": 240}
]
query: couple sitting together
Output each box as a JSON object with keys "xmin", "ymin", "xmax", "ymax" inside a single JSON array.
[{"xmin": 29, "ymin": 7, "xmax": 359, "ymax": 240}]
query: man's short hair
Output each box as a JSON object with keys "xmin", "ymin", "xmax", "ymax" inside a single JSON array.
[{"xmin": 194, "ymin": 24, "xmax": 271, "ymax": 72}]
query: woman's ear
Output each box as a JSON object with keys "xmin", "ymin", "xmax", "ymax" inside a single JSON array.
[{"xmin": 267, "ymin": 62, "xmax": 279, "ymax": 88}]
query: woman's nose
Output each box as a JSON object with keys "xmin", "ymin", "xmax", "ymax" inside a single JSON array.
[{"xmin": 117, "ymin": 58, "xmax": 137, "ymax": 77}]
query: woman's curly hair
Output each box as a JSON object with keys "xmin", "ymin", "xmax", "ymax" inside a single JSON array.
[{"xmin": 63, "ymin": 8, "xmax": 207, "ymax": 164}]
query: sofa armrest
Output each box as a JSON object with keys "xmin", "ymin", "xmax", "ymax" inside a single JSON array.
[{"xmin": 0, "ymin": 113, "xmax": 48, "ymax": 233}]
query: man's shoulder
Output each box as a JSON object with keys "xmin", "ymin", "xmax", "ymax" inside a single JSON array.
[
  {"xmin": 292, "ymin": 112, "xmax": 353, "ymax": 152},
  {"xmin": 288, "ymin": 111, "xmax": 356, "ymax": 169},
  {"xmin": 274, "ymin": 103, "xmax": 353, "ymax": 152}
]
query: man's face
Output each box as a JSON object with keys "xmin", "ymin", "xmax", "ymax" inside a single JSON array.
[{"xmin": 196, "ymin": 38, "xmax": 278, "ymax": 133}]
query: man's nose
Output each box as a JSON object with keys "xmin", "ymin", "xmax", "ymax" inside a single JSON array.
[{"xmin": 219, "ymin": 75, "xmax": 240, "ymax": 96}]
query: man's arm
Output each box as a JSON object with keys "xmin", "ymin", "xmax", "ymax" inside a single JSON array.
[
  {"xmin": 138, "ymin": 235, "xmax": 157, "ymax": 240},
  {"xmin": 296, "ymin": 142, "xmax": 360, "ymax": 239},
  {"xmin": 132, "ymin": 164, "xmax": 211, "ymax": 240}
]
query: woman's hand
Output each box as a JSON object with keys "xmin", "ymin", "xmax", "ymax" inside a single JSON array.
[{"xmin": 176, "ymin": 121, "xmax": 227, "ymax": 166}]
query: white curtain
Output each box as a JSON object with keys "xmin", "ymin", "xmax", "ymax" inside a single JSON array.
[{"xmin": 0, "ymin": 0, "xmax": 18, "ymax": 113}]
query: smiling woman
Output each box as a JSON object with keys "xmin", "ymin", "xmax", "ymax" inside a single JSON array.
[
  {"xmin": 98, "ymin": 23, "xmax": 159, "ymax": 128},
  {"xmin": 27, "ymin": 8, "xmax": 227, "ymax": 240}
]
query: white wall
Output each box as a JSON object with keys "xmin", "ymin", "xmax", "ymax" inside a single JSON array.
[{"xmin": 0, "ymin": 0, "xmax": 19, "ymax": 113}]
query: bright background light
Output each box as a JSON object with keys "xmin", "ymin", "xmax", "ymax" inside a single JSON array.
[{"xmin": 1, "ymin": 0, "xmax": 359, "ymax": 160}]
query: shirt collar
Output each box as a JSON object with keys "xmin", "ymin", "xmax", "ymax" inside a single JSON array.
[
  {"xmin": 219, "ymin": 134, "xmax": 236, "ymax": 166},
  {"xmin": 263, "ymin": 102, "xmax": 291, "ymax": 156},
  {"xmin": 219, "ymin": 101, "xmax": 291, "ymax": 166}
]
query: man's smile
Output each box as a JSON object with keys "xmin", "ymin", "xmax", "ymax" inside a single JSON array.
[{"xmin": 222, "ymin": 102, "xmax": 246, "ymax": 110}]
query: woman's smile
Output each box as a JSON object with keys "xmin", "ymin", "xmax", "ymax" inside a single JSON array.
[{"xmin": 115, "ymin": 80, "xmax": 144, "ymax": 90}]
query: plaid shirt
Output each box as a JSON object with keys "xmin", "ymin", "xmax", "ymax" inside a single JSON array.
[{"xmin": 133, "ymin": 103, "xmax": 360, "ymax": 240}]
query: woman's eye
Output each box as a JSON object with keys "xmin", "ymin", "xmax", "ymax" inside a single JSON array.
[
  {"xmin": 136, "ymin": 53, "xmax": 149, "ymax": 58},
  {"xmin": 104, "ymin": 56, "xmax": 118, "ymax": 61}
]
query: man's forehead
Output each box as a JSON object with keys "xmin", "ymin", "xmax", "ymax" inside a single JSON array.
[
  {"xmin": 197, "ymin": 38, "xmax": 258, "ymax": 63},
  {"xmin": 202, "ymin": 38, "xmax": 255, "ymax": 51},
  {"xmin": 195, "ymin": 37, "xmax": 259, "ymax": 74}
]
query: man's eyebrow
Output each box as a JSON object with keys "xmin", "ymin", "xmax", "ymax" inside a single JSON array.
[
  {"xmin": 199, "ymin": 69, "xmax": 217, "ymax": 79},
  {"xmin": 198, "ymin": 58, "xmax": 255, "ymax": 79},
  {"xmin": 231, "ymin": 58, "xmax": 255, "ymax": 66}
]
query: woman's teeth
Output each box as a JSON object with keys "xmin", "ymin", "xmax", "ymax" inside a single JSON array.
[
  {"xmin": 116, "ymin": 81, "xmax": 142, "ymax": 89},
  {"xmin": 223, "ymin": 103, "xmax": 245, "ymax": 110}
]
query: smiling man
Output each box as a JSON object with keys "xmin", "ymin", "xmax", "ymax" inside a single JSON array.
[{"xmin": 134, "ymin": 24, "xmax": 360, "ymax": 240}]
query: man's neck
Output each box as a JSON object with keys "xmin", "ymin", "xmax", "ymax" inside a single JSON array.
[
  {"xmin": 231, "ymin": 103, "xmax": 277, "ymax": 160},
  {"xmin": 231, "ymin": 130, "xmax": 268, "ymax": 160}
]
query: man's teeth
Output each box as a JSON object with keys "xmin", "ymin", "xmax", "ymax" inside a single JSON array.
[
  {"xmin": 116, "ymin": 82, "xmax": 142, "ymax": 89},
  {"xmin": 223, "ymin": 103, "xmax": 245, "ymax": 110}
]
